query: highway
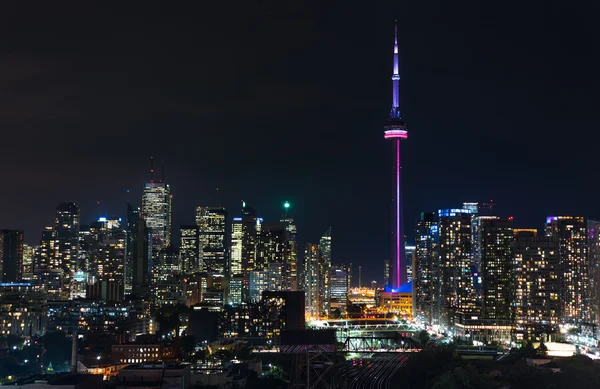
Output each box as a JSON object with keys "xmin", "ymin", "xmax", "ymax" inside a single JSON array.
[{"xmin": 339, "ymin": 353, "xmax": 409, "ymax": 389}]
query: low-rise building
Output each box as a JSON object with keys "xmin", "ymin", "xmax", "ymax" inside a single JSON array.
[{"xmin": 115, "ymin": 363, "xmax": 190, "ymax": 389}]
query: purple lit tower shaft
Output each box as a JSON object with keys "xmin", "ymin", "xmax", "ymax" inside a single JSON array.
[{"xmin": 384, "ymin": 24, "xmax": 408, "ymax": 289}]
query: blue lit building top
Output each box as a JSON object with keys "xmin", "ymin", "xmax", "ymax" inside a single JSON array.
[
  {"xmin": 384, "ymin": 280, "xmax": 412, "ymax": 293},
  {"xmin": 438, "ymin": 209, "xmax": 472, "ymax": 217}
]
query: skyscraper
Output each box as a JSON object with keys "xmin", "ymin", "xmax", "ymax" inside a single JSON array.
[
  {"xmin": 196, "ymin": 206, "xmax": 228, "ymax": 275},
  {"xmin": 513, "ymin": 229, "xmax": 560, "ymax": 340},
  {"xmin": 124, "ymin": 203, "xmax": 140, "ymax": 295},
  {"xmin": 279, "ymin": 202, "xmax": 298, "ymax": 291},
  {"xmin": 383, "ymin": 24, "xmax": 409, "ymax": 288},
  {"xmin": 240, "ymin": 202, "xmax": 259, "ymax": 274},
  {"xmin": 329, "ymin": 264, "xmax": 350, "ymax": 315},
  {"xmin": 414, "ymin": 212, "xmax": 437, "ymax": 324},
  {"xmin": 80, "ymin": 217, "xmax": 126, "ymax": 286},
  {"xmin": 302, "ymin": 243, "xmax": 319, "ymax": 319},
  {"xmin": 54, "ymin": 202, "xmax": 80, "ymax": 290},
  {"xmin": 240, "ymin": 202, "xmax": 260, "ymax": 302},
  {"xmin": 95, "ymin": 217, "xmax": 127, "ymax": 283},
  {"xmin": 132, "ymin": 218, "xmax": 150, "ymax": 296},
  {"xmin": 318, "ymin": 227, "xmax": 332, "ymax": 315},
  {"xmin": 437, "ymin": 208, "xmax": 473, "ymax": 328},
  {"xmin": 180, "ymin": 225, "xmax": 200, "ymax": 273},
  {"xmin": 22, "ymin": 244, "xmax": 34, "ymax": 275},
  {"xmin": 478, "ymin": 217, "xmax": 514, "ymax": 323},
  {"xmin": 405, "ymin": 244, "xmax": 415, "ymax": 282},
  {"xmin": 302, "ymin": 228, "xmax": 332, "ymax": 319},
  {"xmin": 257, "ymin": 223, "xmax": 289, "ymax": 283},
  {"xmin": 34, "ymin": 227, "xmax": 57, "ymax": 271},
  {"xmin": 141, "ymin": 160, "xmax": 172, "ymax": 260},
  {"xmin": 545, "ymin": 216, "xmax": 589, "ymax": 323},
  {"xmin": 243, "ymin": 203, "xmax": 299, "ymax": 302},
  {"xmin": 588, "ymin": 220, "xmax": 600, "ymax": 329},
  {"xmin": 0, "ymin": 230, "xmax": 24, "ymax": 282},
  {"xmin": 383, "ymin": 260, "xmax": 391, "ymax": 288},
  {"xmin": 230, "ymin": 218, "xmax": 243, "ymax": 277}
]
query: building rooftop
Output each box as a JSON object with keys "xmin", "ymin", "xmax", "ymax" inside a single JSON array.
[
  {"xmin": 384, "ymin": 280, "xmax": 412, "ymax": 293},
  {"xmin": 121, "ymin": 363, "xmax": 187, "ymax": 370}
]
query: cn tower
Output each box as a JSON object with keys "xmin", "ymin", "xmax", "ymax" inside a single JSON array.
[{"xmin": 384, "ymin": 23, "xmax": 408, "ymax": 289}]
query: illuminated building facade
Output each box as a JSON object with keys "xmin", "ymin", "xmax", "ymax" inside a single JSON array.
[
  {"xmin": 405, "ymin": 245, "xmax": 415, "ymax": 282},
  {"xmin": 248, "ymin": 270, "xmax": 267, "ymax": 304},
  {"xmin": 347, "ymin": 288, "xmax": 376, "ymax": 307},
  {"xmin": 302, "ymin": 243, "xmax": 319, "ymax": 318},
  {"xmin": 78, "ymin": 218, "xmax": 126, "ymax": 295},
  {"xmin": 255, "ymin": 291, "xmax": 305, "ymax": 339},
  {"xmin": 155, "ymin": 281, "xmax": 186, "ymax": 306},
  {"xmin": 318, "ymin": 228, "xmax": 332, "ymax": 315},
  {"xmin": 227, "ymin": 275, "xmax": 243, "ymax": 306},
  {"xmin": 257, "ymin": 219, "xmax": 297, "ymax": 291},
  {"xmin": 196, "ymin": 206, "xmax": 228, "ymax": 275},
  {"xmin": 513, "ymin": 229, "xmax": 560, "ymax": 340},
  {"xmin": 280, "ymin": 204, "xmax": 298, "ymax": 290},
  {"xmin": 588, "ymin": 220, "xmax": 600, "ymax": 329},
  {"xmin": 545, "ymin": 216, "xmax": 589, "ymax": 323},
  {"xmin": 240, "ymin": 202, "xmax": 261, "ymax": 302},
  {"xmin": 54, "ymin": 202, "xmax": 80, "ymax": 291},
  {"xmin": 378, "ymin": 287, "xmax": 412, "ymax": 317},
  {"xmin": 153, "ymin": 245, "xmax": 179, "ymax": 284},
  {"xmin": 111, "ymin": 344, "xmax": 161, "ymax": 364},
  {"xmin": 467, "ymin": 203, "xmax": 482, "ymax": 300},
  {"xmin": 179, "ymin": 225, "xmax": 200, "ymax": 273},
  {"xmin": 383, "ymin": 259, "xmax": 391, "ymax": 288},
  {"xmin": 230, "ymin": 218, "xmax": 243, "ymax": 277},
  {"xmin": 86, "ymin": 279, "xmax": 124, "ymax": 302},
  {"xmin": 22, "ymin": 243, "xmax": 34, "ymax": 275},
  {"xmin": 0, "ymin": 229, "xmax": 24, "ymax": 282},
  {"xmin": 77, "ymin": 222, "xmax": 97, "ymax": 276},
  {"xmin": 34, "ymin": 227, "xmax": 57, "ymax": 271},
  {"xmin": 96, "ymin": 218, "xmax": 126, "ymax": 284},
  {"xmin": 478, "ymin": 217, "xmax": 514, "ymax": 322},
  {"xmin": 248, "ymin": 263, "xmax": 284, "ymax": 303},
  {"xmin": 141, "ymin": 180, "xmax": 172, "ymax": 259},
  {"xmin": 329, "ymin": 264, "xmax": 350, "ymax": 314},
  {"xmin": 241, "ymin": 202, "xmax": 259, "ymax": 272},
  {"xmin": 32, "ymin": 268, "xmax": 63, "ymax": 300},
  {"xmin": 302, "ymin": 228, "xmax": 332, "ymax": 319},
  {"xmin": 437, "ymin": 208, "xmax": 474, "ymax": 328},
  {"xmin": 219, "ymin": 305, "xmax": 252, "ymax": 338},
  {"xmin": 124, "ymin": 203, "xmax": 140, "ymax": 295},
  {"xmin": 414, "ymin": 212, "xmax": 437, "ymax": 324},
  {"xmin": 0, "ymin": 291, "xmax": 47, "ymax": 337},
  {"xmin": 383, "ymin": 24, "xmax": 409, "ymax": 289}
]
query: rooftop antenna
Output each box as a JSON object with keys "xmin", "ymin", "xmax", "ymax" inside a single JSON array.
[
  {"xmin": 150, "ymin": 157, "xmax": 155, "ymax": 183},
  {"xmin": 161, "ymin": 160, "xmax": 165, "ymax": 183}
]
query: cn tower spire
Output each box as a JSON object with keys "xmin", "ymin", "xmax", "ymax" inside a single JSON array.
[{"xmin": 392, "ymin": 21, "xmax": 400, "ymax": 116}]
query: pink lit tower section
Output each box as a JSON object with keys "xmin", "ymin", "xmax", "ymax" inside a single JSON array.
[{"xmin": 384, "ymin": 23, "xmax": 408, "ymax": 289}]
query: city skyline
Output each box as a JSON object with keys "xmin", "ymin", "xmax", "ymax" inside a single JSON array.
[
  {"xmin": 1, "ymin": 3, "xmax": 600, "ymax": 384},
  {"xmin": 2, "ymin": 2, "xmax": 600, "ymax": 285}
]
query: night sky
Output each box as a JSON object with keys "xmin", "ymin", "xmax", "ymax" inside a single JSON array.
[{"xmin": 2, "ymin": 1, "xmax": 599, "ymax": 283}]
